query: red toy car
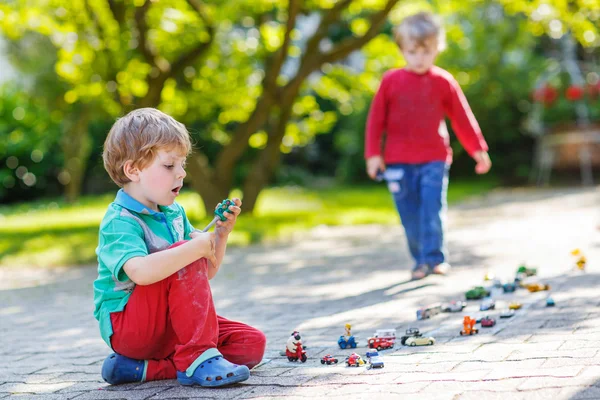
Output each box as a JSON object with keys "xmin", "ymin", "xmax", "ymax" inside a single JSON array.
[
  {"xmin": 345, "ymin": 352, "xmax": 365, "ymax": 367},
  {"xmin": 481, "ymin": 316, "xmax": 496, "ymax": 327},
  {"xmin": 367, "ymin": 337, "xmax": 394, "ymax": 350},
  {"xmin": 320, "ymin": 354, "xmax": 338, "ymax": 365}
]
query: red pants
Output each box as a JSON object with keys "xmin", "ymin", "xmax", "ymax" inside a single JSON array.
[{"xmin": 109, "ymin": 241, "xmax": 266, "ymax": 381}]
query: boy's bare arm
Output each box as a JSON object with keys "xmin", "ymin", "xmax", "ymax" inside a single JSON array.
[{"xmin": 123, "ymin": 233, "xmax": 216, "ymax": 286}]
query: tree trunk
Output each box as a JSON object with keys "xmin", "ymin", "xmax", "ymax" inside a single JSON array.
[
  {"xmin": 242, "ymin": 104, "xmax": 293, "ymax": 213},
  {"xmin": 61, "ymin": 107, "xmax": 92, "ymax": 203}
]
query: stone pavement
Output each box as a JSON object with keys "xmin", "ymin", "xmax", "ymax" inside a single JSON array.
[{"xmin": 1, "ymin": 186, "xmax": 600, "ymax": 400}]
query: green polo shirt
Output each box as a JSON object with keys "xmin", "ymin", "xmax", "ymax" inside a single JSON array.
[{"xmin": 93, "ymin": 189, "xmax": 196, "ymax": 348}]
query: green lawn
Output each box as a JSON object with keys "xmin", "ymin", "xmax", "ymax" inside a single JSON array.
[{"xmin": 0, "ymin": 180, "xmax": 497, "ymax": 268}]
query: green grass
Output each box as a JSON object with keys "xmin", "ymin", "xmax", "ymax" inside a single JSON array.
[{"xmin": 0, "ymin": 180, "xmax": 497, "ymax": 268}]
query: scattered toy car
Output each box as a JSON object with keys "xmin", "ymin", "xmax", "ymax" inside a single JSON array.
[
  {"xmin": 367, "ymin": 337, "xmax": 394, "ymax": 351},
  {"xmin": 321, "ymin": 354, "xmax": 338, "ymax": 365},
  {"xmin": 465, "ymin": 286, "xmax": 490, "ymax": 300},
  {"xmin": 509, "ymin": 302, "xmax": 522, "ymax": 310},
  {"xmin": 481, "ymin": 316, "xmax": 496, "ymax": 327},
  {"xmin": 405, "ymin": 336, "xmax": 435, "ymax": 346},
  {"xmin": 546, "ymin": 297, "xmax": 555, "ymax": 307},
  {"xmin": 442, "ymin": 300, "xmax": 467, "ymax": 313},
  {"xmin": 417, "ymin": 303, "xmax": 443, "ymax": 320},
  {"xmin": 526, "ymin": 283, "xmax": 551, "ymax": 292},
  {"xmin": 480, "ymin": 298, "xmax": 496, "ymax": 311},
  {"xmin": 500, "ymin": 309, "xmax": 515, "ymax": 318},
  {"xmin": 571, "ymin": 249, "xmax": 586, "ymax": 271},
  {"xmin": 345, "ymin": 352, "xmax": 365, "ymax": 367},
  {"xmin": 372, "ymin": 329, "xmax": 397, "ymax": 343},
  {"xmin": 365, "ymin": 350, "xmax": 384, "ymax": 369},
  {"xmin": 503, "ymin": 282, "xmax": 517, "ymax": 293},
  {"xmin": 517, "ymin": 265, "xmax": 537, "ymax": 277},
  {"xmin": 285, "ymin": 331, "xmax": 307, "ymax": 362},
  {"xmin": 400, "ymin": 328, "xmax": 422, "ymax": 345},
  {"xmin": 337, "ymin": 335, "xmax": 357, "ymax": 349},
  {"xmin": 460, "ymin": 316, "xmax": 479, "ymax": 335}
]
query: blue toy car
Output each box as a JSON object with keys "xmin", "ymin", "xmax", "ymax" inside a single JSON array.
[
  {"xmin": 503, "ymin": 282, "xmax": 516, "ymax": 293},
  {"xmin": 338, "ymin": 335, "xmax": 357, "ymax": 349},
  {"xmin": 546, "ymin": 297, "xmax": 555, "ymax": 307},
  {"xmin": 365, "ymin": 350, "xmax": 384, "ymax": 369}
]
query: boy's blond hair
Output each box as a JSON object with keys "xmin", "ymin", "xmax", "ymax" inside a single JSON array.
[
  {"xmin": 394, "ymin": 12, "xmax": 446, "ymax": 51},
  {"xmin": 103, "ymin": 108, "xmax": 192, "ymax": 187}
]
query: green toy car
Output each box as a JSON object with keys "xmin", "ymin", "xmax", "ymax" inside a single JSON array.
[
  {"xmin": 516, "ymin": 265, "xmax": 537, "ymax": 277},
  {"xmin": 465, "ymin": 286, "xmax": 490, "ymax": 300}
]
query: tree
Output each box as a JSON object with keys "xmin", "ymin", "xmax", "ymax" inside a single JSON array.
[{"xmin": 1, "ymin": 0, "xmax": 597, "ymax": 210}]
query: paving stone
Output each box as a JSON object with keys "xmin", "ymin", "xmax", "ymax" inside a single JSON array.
[
  {"xmin": 148, "ymin": 384, "xmax": 252, "ymax": 399},
  {"xmin": 0, "ymin": 382, "xmax": 74, "ymax": 394}
]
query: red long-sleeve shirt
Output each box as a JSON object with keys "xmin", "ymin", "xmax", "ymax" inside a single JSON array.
[{"xmin": 365, "ymin": 66, "xmax": 488, "ymax": 164}]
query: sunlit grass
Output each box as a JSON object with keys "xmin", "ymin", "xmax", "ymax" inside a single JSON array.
[{"xmin": 0, "ymin": 180, "xmax": 497, "ymax": 268}]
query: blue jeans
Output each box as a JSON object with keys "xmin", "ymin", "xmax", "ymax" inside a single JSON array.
[{"xmin": 386, "ymin": 161, "xmax": 449, "ymax": 268}]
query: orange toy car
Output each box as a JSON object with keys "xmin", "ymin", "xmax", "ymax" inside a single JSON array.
[
  {"xmin": 526, "ymin": 283, "xmax": 551, "ymax": 292},
  {"xmin": 460, "ymin": 316, "xmax": 479, "ymax": 336}
]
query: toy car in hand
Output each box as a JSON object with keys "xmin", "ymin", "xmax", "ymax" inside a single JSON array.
[
  {"xmin": 526, "ymin": 283, "xmax": 550, "ymax": 292},
  {"xmin": 405, "ymin": 335, "xmax": 435, "ymax": 346},
  {"xmin": 365, "ymin": 350, "xmax": 384, "ymax": 369},
  {"xmin": 367, "ymin": 337, "xmax": 394, "ymax": 351},
  {"xmin": 400, "ymin": 328, "xmax": 422, "ymax": 345},
  {"xmin": 465, "ymin": 286, "xmax": 490, "ymax": 300},
  {"xmin": 481, "ymin": 316, "xmax": 496, "ymax": 327},
  {"xmin": 337, "ymin": 335, "xmax": 357, "ymax": 349},
  {"xmin": 442, "ymin": 300, "xmax": 467, "ymax": 312},
  {"xmin": 321, "ymin": 354, "xmax": 338, "ymax": 365},
  {"xmin": 345, "ymin": 352, "xmax": 365, "ymax": 367},
  {"xmin": 480, "ymin": 298, "xmax": 496, "ymax": 311}
]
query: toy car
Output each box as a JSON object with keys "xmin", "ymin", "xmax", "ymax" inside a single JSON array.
[
  {"xmin": 480, "ymin": 298, "xmax": 496, "ymax": 311},
  {"xmin": 337, "ymin": 335, "xmax": 357, "ymax": 349},
  {"xmin": 442, "ymin": 300, "xmax": 467, "ymax": 313},
  {"xmin": 416, "ymin": 303, "xmax": 442, "ymax": 320},
  {"xmin": 517, "ymin": 265, "xmax": 537, "ymax": 277},
  {"xmin": 321, "ymin": 354, "xmax": 338, "ymax": 365},
  {"xmin": 367, "ymin": 337, "xmax": 394, "ymax": 351},
  {"xmin": 481, "ymin": 316, "xmax": 496, "ymax": 327},
  {"xmin": 465, "ymin": 286, "xmax": 490, "ymax": 300},
  {"xmin": 345, "ymin": 352, "xmax": 365, "ymax": 367},
  {"xmin": 500, "ymin": 309, "xmax": 515, "ymax": 318},
  {"xmin": 460, "ymin": 316, "xmax": 479, "ymax": 335},
  {"xmin": 509, "ymin": 302, "xmax": 522, "ymax": 310},
  {"xmin": 546, "ymin": 297, "xmax": 555, "ymax": 307},
  {"xmin": 405, "ymin": 335, "xmax": 435, "ymax": 346},
  {"xmin": 372, "ymin": 329, "xmax": 397, "ymax": 343},
  {"xmin": 400, "ymin": 327, "xmax": 422, "ymax": 345},
  {"xmin": 365, "ymin": 350, "xmax": 384, "ymax": 369},
  {"xmin": 503, "ymin": 282, "xmax": 517, "ymax": 293},
  {"xmin": 526, "ymin": 283, "xmax": 550, "ymax": 292}
]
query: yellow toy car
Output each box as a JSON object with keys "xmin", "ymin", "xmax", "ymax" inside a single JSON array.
[{"xmin": 509, "ymin": 302, "xmax": 522, "ymax": 310}]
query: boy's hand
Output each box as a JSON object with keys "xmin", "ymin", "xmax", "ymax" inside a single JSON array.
[
  {"xmin": 366, "ymin": 156, "xmax": 385, "ymax": 180},
  {"xmin": 215, "ymin": 198, "xmax": 242, "ymax": 238},
  {"xmin": 191, "ymin": 232, "xmax": 217, "ymax": 266},
  {"xmin": 474, "ymin": 151, "xmax": 492, "ymax": 174}
]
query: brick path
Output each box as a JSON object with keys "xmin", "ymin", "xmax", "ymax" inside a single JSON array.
[{"xmin": 1, "ymin": 187, "xmax": 599, "ymax": 399}]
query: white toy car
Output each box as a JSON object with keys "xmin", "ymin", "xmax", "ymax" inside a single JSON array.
[
  {"xmin": 405, "ymin": 336, "xmax": 435, "ymax": 346},
  {"xmin": 442, "ymin": 300, "xmax": 467, "ymax": 312}
]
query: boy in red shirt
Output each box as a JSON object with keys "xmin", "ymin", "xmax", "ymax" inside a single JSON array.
[{"xmin": 365, "ymin": 12, "xmax": 492, "ymax": 280}]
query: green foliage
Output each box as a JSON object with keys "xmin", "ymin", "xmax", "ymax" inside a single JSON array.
[{"xmin": 0, "ymin": 179, "xmax": 497, "ymax": 268}]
